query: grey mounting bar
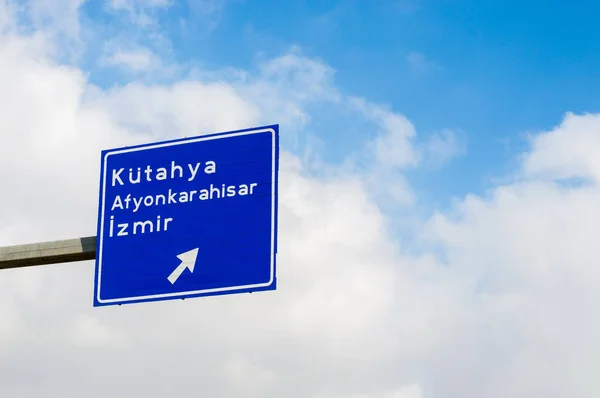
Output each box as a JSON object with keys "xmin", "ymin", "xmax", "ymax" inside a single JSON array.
[{"xmin": 0, "ymin": 236, "xmax": 96, "ymax": 270}]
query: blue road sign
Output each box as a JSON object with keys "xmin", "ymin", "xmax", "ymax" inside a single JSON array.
[{"xmin": 93, "ymin": 125, "xmax": 279, "ymax": 306}]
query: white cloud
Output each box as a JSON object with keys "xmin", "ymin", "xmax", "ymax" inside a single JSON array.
[
  {"xmin": 107, "ymin": 0, "xmax": 173, "ymax": 28},
  {"xmin": 350, "ymin": 384, "xmax": 424, "ymax": 398},
  {"xmin": 425, "ymin": 175, "xmax": 600, "ymax": 396},
  {"xmin": 24, "ymin": 0, "xmax": 85, "ymax": 58},
  {"xmin": 349, "ymin": 96, "xmax": 419, "ymax": 168},
  {"xmin": 89, "ymin": 80, "xmax": 261, "ymax": 139},
  {"xmin": 102, "ymin": 46, "xmax": 155, "ymax": 71},
  {"xmin": 258, "ymin": 48, "xmax": 341, "ymax": 103},
  {"xmin": 109, "ymin": 0, "xmax": 172, "ymax": 11},
  {"xmin": 423, "ymin": 128, "xmax": 466, "ymax": 166},
  {"xmin": 0, "ymin": 0, "xmax": 13, "ymax": 32},
  {"xmin": 3, "ymin": 5, "xmax": 600, "ymax": 398},
  {"xmin": 373, "ymin": 112, "xmax": 419, "ymax": 167},
  {"xmin": 215, "ymin": 48, "xmax": 344, "ymax": 132},
  {"xmin": 99, "ymin": 40, "xmax": 176, "ymax": 77},
  {"xmin": 521, "ymin": 112, "xmax": 600, "ymax": 183},
  {"xmin": 185, "ymin": 0, "xmax": 232, "ymax": 32},
  {"xmin": 69, "ymin": 315, "xmax": 125, "ymax": 347}
]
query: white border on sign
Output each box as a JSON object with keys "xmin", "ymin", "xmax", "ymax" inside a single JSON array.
[{"xmin": 96, "ymin": 127, "xmax": 277, "ymax": 304}]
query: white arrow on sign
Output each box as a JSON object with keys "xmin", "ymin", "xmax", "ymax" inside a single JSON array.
[{"xmin": 167, "ymin": 248, "xmax": 199, "ymax": 284}]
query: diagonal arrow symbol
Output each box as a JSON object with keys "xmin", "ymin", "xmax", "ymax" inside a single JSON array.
[{"xmin": 167, "ymin": 248, "xmax": 199, "ymax": 284}]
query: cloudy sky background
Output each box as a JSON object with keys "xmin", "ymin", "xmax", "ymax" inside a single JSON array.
[{"xmin": 1, "ymin": 0, "xmax": 600, "ymax": 397}]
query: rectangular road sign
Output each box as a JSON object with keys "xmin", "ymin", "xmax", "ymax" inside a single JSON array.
[{"xmin": 93, "ymin": 125, "xmax": 279, "ymax": 306}]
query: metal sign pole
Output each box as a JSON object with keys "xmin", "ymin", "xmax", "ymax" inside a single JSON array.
[{"xmin": 0, "ymin": 236, "xmax": 96, "ymax": 270}]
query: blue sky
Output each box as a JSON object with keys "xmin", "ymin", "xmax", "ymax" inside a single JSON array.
[{"xmin": 75, "ymin": 0, "xmax": 600, "ymax": 209}]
